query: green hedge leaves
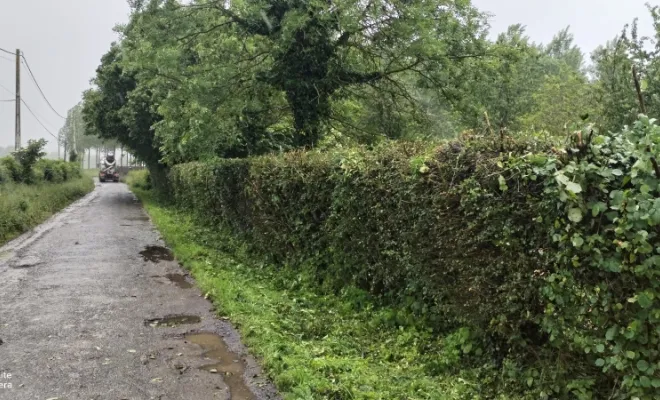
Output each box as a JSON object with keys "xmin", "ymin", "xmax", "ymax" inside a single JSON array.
[{"xmin": 167, "ymin": 121, "xmax": 660, "ymax": 399}]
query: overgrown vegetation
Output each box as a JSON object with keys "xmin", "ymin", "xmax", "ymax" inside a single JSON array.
[{"xmin": 0, "ymin": 140, "xmax": 94, "ymax": 245}]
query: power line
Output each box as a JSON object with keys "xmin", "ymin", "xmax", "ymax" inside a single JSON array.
[
  {"xmin": 0, "ymin": 81, "xmax": 58, "ymax": 140},
  {"xmin": 0, "ymin": 54, "xmax": 12, "ymax": 63},
  {"xmin": 0, "ymin": 99, "xmax": 14, "ymax": 102},
  {"xmin": 20, "ymin": 52, "xmax": 66, "ymax": 119},
  {"xmin": 21, "ymin": 99, "xmax": 58, "ymax": 140},
  {"xmin": 0, "ymin": 48, "xmax": 61, "ymax": 142},
  {"xmin": 0, "ymin": 82, "xmax": 13, "ymax": 96}
]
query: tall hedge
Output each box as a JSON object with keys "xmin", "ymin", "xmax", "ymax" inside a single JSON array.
[{"xmin": 168, "ymin": 123, "xmax": 660, "ymax": 399}]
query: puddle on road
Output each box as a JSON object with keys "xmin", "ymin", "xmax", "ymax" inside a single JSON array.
[
  {"xmin": 165, "ymin": 273, "xmax": 193, "ymax": 289},
  {"xmin": 145, "ymin": 315, "xmax": 201, "ymax": 328},
  {"xmin": 186, "ymin": 333, "xmax": 255, "ymax": 400},
  {"xmin": 139, "ymin": 246, "xmax": 174, "ymax": 263}
]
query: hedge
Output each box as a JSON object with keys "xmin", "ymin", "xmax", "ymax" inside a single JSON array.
[{"xmin": 167, "ymin": 123, "xmax": 660, "ymax": 399}]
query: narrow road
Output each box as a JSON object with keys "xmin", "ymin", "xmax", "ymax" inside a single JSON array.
[{"xmin": 0, "ymin": 182, "xmax": 278, "ymax": 400}]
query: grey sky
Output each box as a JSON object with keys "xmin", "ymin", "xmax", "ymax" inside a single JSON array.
[
  {"xmin": 0, "ymin": 1, "xmax": 656, "ymax": 150},
  {"xmin": 473, "ymin": 0, "xmax": 655, "ymax": 53},
  {"xmin": 0, "ymin": 0, "xmax": 129, "ymax": 151}
]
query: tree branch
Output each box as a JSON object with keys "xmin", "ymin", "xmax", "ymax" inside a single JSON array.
[
  {"xmin": 177, "ymin": 22, "xmax": 234, "ymax": 45},
  {"xmin": 337, "ymin": 58, "xmax": 423, "ymax": 86},
  {"xmin": 208, "ymin": 1, "xmax": 273, "ymax": 36}
]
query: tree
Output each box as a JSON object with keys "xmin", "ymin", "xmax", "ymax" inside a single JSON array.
[
  {"xmin": 13, "ymin": 139, "xmax": 47, "ymax": 183},
  {"xmin": 195, "ymin": 0, "xmax": 485, "ymax": 147},
  {"xmin": 448, "ymin": 25, "xmax": 544, "ymax": 132},
  {"xmin": 543, "ymin": 27, "xmax": 584, "ymax": 74},
  {"xmin": 520, "ymin": 64, "xmax": 594, "ymax": 135},
  {"xmin": 85, "ymin": 0, "xmax": 488, "ymax": 165}
]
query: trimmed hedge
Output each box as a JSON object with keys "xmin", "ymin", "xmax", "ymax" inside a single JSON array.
[
  {"xmin": 169, "ymin": 137, "xmax": 566, "ymax": 386},
  {"xmin": 166, "ymin": 126, "xmax": 660, "ymax": 399}
]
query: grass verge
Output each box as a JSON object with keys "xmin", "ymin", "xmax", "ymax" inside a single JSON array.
[
  {"xmin": 0, "ymin": 176, "xmax": 94, "ymax": 245},
  {"xmin": 129, "ymin": 171, "xmax": 520, "ymax": 400}
]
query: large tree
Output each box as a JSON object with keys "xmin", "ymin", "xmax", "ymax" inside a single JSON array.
[
  {"xmin": 82, "ymin": 44, "xmax": 165, "ymax": 176},
  {"xmin": 88, "ymin": 0, "xmax": 488, "ymax": 164}
]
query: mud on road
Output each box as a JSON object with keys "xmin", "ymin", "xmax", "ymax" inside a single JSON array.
[{"xmin": 0, "ymin": 181, "xmax": 279, "ymax": 400}]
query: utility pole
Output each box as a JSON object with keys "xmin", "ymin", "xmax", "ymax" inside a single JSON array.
[
  {"xmin": 72, "ymin": 113, "xmax": 77, "ymax": 160},
  {"xmin": 14, "ymin": 49, "xmax": 20, "ymax": 150}
]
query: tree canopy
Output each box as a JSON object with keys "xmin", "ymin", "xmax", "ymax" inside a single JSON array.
[{"xmin": 81, "ymin": 1, "xmax": 660, "ymax": 166}]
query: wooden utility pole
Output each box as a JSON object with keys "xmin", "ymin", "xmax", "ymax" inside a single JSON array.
[
  {"xmin": 14, "ymin": 49, "xmax": 20, "ymax": 150},
  {"xmin": 72, "ymin": 114, "xmax": 77, "ymax": 158}
]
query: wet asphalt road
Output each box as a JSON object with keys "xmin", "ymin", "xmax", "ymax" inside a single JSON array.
[{"xmin": 0, "ymin": 182, "xmax": 278, "ymax": 400}]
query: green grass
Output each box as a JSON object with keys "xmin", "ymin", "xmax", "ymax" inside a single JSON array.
[
  {"xmin": 129, "ymin": 174, "xmax": 521, "ymax": 400},
  {"xmin": 84, "ymin": 168, "xmax": 100, "ymax": 179},
  {"xmin": 0, "ymin": 176, "xmax": 94, "ymax": 245}
]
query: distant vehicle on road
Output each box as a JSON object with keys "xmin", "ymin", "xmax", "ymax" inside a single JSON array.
[
  {"xmin": 99, "ymin": 169, "xmax": 119, "ymax": 183},
  {"xmin": 100, "ymin": 151, "xmax": 119, "ymax": 183}
]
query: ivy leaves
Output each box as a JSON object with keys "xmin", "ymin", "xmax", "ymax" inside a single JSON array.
[{"xmin": 521, "ymin": 117, "xmax": 660, "ymax": 398}]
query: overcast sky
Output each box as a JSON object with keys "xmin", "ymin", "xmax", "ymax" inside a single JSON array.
[
  {"xmin": 472, "ymin": 0, "xmax": 655, "ymax": 51},
  {"xmin": 0, "ymin": 0, "xmax": 129, "ymax": 151},
  {"xmin": 0, "ymin": 0, "xmax": 656, "ymax": 150}
]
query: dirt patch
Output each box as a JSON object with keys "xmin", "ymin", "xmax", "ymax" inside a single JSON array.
[
  {"xmin": 186, "ymin": 332, "xmax": 255, "ymax": 400},
  {"xmin": 145, "ymin": 315, "xmax": 201, "ymax": 328},
  {"xmin": 139, "ymin": 246, "xmax": 174, "ymax": 263},
  {"xmin": 11, "ymin": 256, "xmax": 42, "ymax": 269},
  {"xmin": 166, "ymin": 273, "xmax": 194, "ymax": 289},
  {"xmin": 0, "ymin": 250, "xmax": 15, "ymax": 262},
  {"xmin": 124, "ymin": 216, "xmax": 149, "ymax": 222}
]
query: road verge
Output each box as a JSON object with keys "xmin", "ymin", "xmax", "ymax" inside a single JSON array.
[
  {"xmin": 129, "ymin": 172, "xmax": 517, "ymax": 400},
  {"xmin": 0, "ymin": 176, "xmax": 95, "ymax": 246}
]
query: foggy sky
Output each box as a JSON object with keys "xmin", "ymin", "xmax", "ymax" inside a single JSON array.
[
  {"xmin": 0, "ymin": 0, "xmax": 129, "ymax": 151},
  {"xmin": 0, "ymin": 0, "xmax": 656, "ymax": 150},
  {"xmin": 472, "ymin": 0, "xmax": 655, "ymax": 52}
]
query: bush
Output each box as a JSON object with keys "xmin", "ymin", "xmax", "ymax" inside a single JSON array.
[
  {"xmin": 13, "ymin": 139, "xmax": 47, "ymax": 183},
  {"xmin": 0, "ymin": 164, "xmax": 12, "ymax": 184},
  {"xmin": 0, "ymin": 141, "xmax": 80, "ymax": 185},
  {"xmin": 126, "ymin": 169, "xmax": 151, "ymax": 190},
  {"xmin": 165, "ymin": 121, "xmax": 660, "ymax": 399},
  {"xmin": 0, "ymin": 156, "xmax": 21, "ymax": 182},
  {"xmin": 33, "ymin": 160, "xmax": 82, "ymax": 183}
]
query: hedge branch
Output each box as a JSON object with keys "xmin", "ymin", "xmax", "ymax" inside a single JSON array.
[{"xmin": 632, "ymin": 66, "xmax": 660, "ymax": 178}]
